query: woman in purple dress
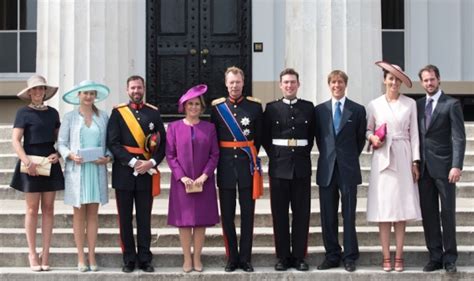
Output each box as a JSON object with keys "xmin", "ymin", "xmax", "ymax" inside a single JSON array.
[{"xmin": 166, "ymin": 85, "xmax": 219, "ymax": 273}]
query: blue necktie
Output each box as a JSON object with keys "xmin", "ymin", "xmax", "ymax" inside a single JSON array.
[
  {"xmin": 333, "ymin": 101, "xmax": 342, "ymax": 134},
  {"xmin": 425, "ymin": 98, "xmax": 433, "ymax": 128}
]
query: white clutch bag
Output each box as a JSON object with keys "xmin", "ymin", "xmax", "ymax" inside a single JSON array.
[{"xmin": 20, "ymin": 155, "xmax": 52, "ymax": 176}]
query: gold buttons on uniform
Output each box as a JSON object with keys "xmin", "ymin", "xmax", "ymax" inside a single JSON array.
[
  {"xmin": 137, "ymin": 117, "xmax": 141, "ymax": 120},
  {"xmin": 234, "ymin": 155, "xmax": 237, "ymax": 158},
  {"xmin": 291, "ymin": 117, "xmax": 294, "ymax": 119},
  {"xmin": 233, "ymin": 113, "xmax": 237, "ymax": 116},
  {"xmin": 292, "ymin": 127, "xmax": 295, "ymax": 130},
  {"xmin": 291, "ymin": 149, "xmax": 295, "ymax": 152},
  {"xmin": 305, "ymin": 120, "xmax": 308, "ymax": 123},
  {"xmin": 234, "ymin": 105, "xmax": 237, "ymax": 108}
]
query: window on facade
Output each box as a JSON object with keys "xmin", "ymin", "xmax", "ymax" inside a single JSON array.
[
  {"xmin": 381, "ymin": 0, "xmax": 405, "ymax": 69},
  {"xmin": 0, "ymin": 0, "xmax": 37, "ymax": 74}
]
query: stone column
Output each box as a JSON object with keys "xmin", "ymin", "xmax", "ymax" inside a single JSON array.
[
  {"xmin": 285, "ymin": 0, "xmax": 382, "ymax": 106},
  {"xmin": 36, "ymin": 0, "xmax": 146, "ymax": 116}
]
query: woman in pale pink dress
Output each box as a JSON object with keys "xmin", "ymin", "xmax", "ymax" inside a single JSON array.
[{"xmin": 366, "ymin": 61, "xmax": 421, "ymax": 272}]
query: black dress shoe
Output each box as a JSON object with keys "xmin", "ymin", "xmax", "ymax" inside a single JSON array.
[
  {"xmin": 139, "ymin": 263, "xmax": 155, "ymax": 272},
  {"xmin": 224, "ymin": 262, "xmax": 238, "ymax": 272},
  {"xmin": 274, "ymin": 259, "xmax": 289, "ymax": 271},
  {"xmin": 317, "ymin": 259, "xmax": 340, "ymax": 270},
  {"xmin": 344, "ymin": 261, "xmax": 356, "ymax": 272},
  {"xmin": 423, "ymin": 261, "xmax": 443, "ymax": 272},
  {"xmin": 122, "ymin": 263, "xmax": 135, "ymax": 273},
  {"xmin": 240, "ymin": 262, "xmax": 254, "ymax": 272},
  {"xmin": 445, "ymin": 262, "xmax": 457, "ymax": 273},
  {"xmin": 294, "ymin": 259, "xmax": 309, "ymax": 271}
]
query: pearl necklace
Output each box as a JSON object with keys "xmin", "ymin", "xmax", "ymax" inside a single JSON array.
[{"xmin": 29, "ymin": 103, "xmax": 47, "ymax": 110}]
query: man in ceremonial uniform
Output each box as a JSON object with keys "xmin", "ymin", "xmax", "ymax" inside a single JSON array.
[
  {"xmin": 107, "ymin": 75, "xmax": 166, "ymax": 273},
  {"xmin": 211, "ymin": 66, "xmax": 263, "ymax": 272},
  {"xmin": 262, "ymin": 68, "xmax": 315, "ymax": 271},
  {"xmin": 314, "ymin": 70, "xmax": 366, "ymax": 272}
]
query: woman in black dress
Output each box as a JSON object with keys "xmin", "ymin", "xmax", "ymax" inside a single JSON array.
[{"xmin": 10, "ymin": 75, "xmax": 64, "ymax": 271}]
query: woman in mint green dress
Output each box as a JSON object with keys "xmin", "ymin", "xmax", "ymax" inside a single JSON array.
[{"xmin": 58, "ymin": 80, "xmax": 112, "ymax": 272}]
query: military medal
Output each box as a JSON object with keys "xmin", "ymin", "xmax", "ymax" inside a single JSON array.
[{"xmin": 241, "ymin": 117, "xmax": 250, "ymax": 126}]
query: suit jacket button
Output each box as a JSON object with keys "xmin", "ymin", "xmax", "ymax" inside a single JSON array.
[
  {"xmin": 234, "ymin": 155, "xmax": 237, "ymax": 158},
  {"xmin": 292, "ymin": 149, "xmax": 295, "ymax": 152}
]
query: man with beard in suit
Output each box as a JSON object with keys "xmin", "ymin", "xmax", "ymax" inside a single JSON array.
[{"xmin": 417, "ymin": 65, "xmax": 466, "ymax": 273}]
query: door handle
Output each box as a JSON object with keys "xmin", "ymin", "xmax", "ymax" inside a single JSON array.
[
  {"xmin": 201, "ymin": 48, "xmax": 209, "ymax": 56},
  {"xmin": 189, "ymin": 48, "xmax": 197, "ymax": 56}
]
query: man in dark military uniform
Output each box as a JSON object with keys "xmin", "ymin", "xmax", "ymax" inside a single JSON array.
[
  {"xmin": 211, "ymin": 66, "xmax": 263, "ymax": 272},
  {"xmin": 107, "ymin": 75, "xmax": 166, "ymax": 273},
  {"xmin": 262, "ymin": 68, "xmax": 315, "ymax": 271}
]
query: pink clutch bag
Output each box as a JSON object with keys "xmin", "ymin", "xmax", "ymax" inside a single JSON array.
[{"xmin": 374, "ymin": 123, "xmax": 387, "ymax": 142}]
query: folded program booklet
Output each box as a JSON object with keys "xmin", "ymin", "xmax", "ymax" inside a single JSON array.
[{"xmin": 77, "ymin": 147, "xmax": 104, "ymax": 162}]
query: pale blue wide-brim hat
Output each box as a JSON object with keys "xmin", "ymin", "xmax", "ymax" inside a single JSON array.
[{"xmin": 62, "ymin": 80, "xmax": 110, "ymax": 105}]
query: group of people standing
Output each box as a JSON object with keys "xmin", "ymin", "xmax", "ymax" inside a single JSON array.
[{"xmin": 10, "ymin": 62, "xmax": 465, "ymax": 274}]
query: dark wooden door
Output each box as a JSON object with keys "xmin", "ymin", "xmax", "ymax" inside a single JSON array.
[{"xmin": 147, "ymin": 0, "xmax": 252, "ymax": 117}]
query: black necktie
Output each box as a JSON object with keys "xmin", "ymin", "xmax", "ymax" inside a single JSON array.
[{"xmin": 425, "ymin": 98, "xmax": 433, "ymax": 128}]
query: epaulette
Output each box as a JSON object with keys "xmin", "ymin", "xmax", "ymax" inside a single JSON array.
[
  {"xmin": 145, "ymin": 103, "xmax": 158, "ymax": 110},
  {"xmin": 113, "ymin": 103, "xmax": 128, "ymax": 109},
  {"xmin": 211, "ymin": 97, "xmax": 226, "ymax": 106},
  {"xmin": 246, "ymin": 96, "xmax": 261, "ymax": 104}
]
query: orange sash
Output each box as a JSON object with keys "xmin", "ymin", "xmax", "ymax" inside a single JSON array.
[{"xmin": 219, "ymin": 140, "xmax": 263, "ymax": 199}]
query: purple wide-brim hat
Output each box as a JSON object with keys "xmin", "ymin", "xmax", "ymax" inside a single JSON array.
[{"xmin": 178, "ymin": 84, "xmax": 208, "ymax": 113}]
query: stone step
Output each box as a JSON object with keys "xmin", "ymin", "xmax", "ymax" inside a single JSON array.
[
  {"xmin": 2, "ymin": 181, "xmax": 474, "ymax": 201},
  {"xmin": 3, "ymin": 166, "xmax": 474, "ymax": 186},
  {"xmin": 1, "ymin": 198, "xmax": 473, "ymax": 229},
  {"xmin": 0, "ymin": 267, "xmax": 473, "ymax": 281},
  {"xmin": 0, "ymin": 226, "xmax": 472, "ymax": 248},
  {"xmin": 0, "ymin": 246, "xmax": 473, "ymax": 268}
]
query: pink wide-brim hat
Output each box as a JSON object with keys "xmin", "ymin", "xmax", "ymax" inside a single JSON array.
[
  {"xmin": 375, "ymin": 61, "xmax": 412, "ymax": 88},
  {"xmin": 178, "ymin": 84, "xmax": 208, "ymax": 113}
]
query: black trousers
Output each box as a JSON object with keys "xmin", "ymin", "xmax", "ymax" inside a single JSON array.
[
  {"xmin": 219, "ymin": 187, "xmax": 255, "ymax": 263},
  {"xmin": 116, "ymin": 188, "xmax": 154, "ymax": 265},
  {"xmin": 418, "ymin": 168, "xmax": 457, "ymax": 264},
  {"xmin": 270, "ymin": 176, "xmax": 311, "ymax": 260},
  {"xmin": 319, "ymin": 169, "xmax": 359, "ymax": 263}
]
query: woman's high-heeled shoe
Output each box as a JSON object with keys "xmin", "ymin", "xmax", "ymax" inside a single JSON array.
[
  {"xmin": 38, "ymin": 252, "xmax": 50, "ymax": 271},
  {"xmin": 382, "ymin": 258, "xmax": 392, "ymax": 272},
  {"xmin": 394, "ymin": 258, "xmax": 404, "ymax": 272},
  {"xmin": 89, "ymin": 264, "xmax": 99, "ymax": 272},
  {"xmin": 78, "ymin": 263, "xmax": 89, "ymax": 272},
  {"xmin": 28, "ymin": 254, "xmax": 41, "ymax": 272}
]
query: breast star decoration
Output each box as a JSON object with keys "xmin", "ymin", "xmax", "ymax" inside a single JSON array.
[
  {"xmin": 149, "ymin": 122, "xmax": 155, "ymax": 131},
  {"xmin": 243, "ymin": 129, "xmax": 250, "ymax": 136},
  {"xmin": 240, "ymin": 117, "xmax": 250, "ymax": 126}
]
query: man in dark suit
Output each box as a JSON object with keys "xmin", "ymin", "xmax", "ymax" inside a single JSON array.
[
  {"xmin": 211, "ymin": 66, "xmax": 263, "ymax": 272},
  {"xmin": 416, "ymin": 65, "xmax": 466, "ymax": 273},
  {"xmin": 314, "ymin": 70, "xmax": 366, "ymax": 272},
  {"xmin": 262, "ymin": 68, "xmax": 315, "ymax": 271},
  {"xmin": 107, "ymin": 75, "xmax": 166, "ymax": 273}
]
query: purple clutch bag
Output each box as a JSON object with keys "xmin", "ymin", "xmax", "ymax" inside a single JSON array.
[{"xmin": 374, "ymin": 123, "xmax": 387, "ymax": 142}]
